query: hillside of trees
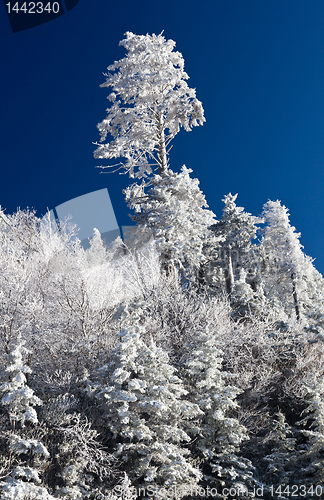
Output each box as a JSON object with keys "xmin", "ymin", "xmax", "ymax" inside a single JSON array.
[{"xmin": 1, "ymin": 32, "xmax": 324, "ymax": 500}]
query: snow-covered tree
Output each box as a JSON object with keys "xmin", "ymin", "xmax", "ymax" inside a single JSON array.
[
  {"xmin": 92, "ymin": 303, "xmax": 202, "ymax": 496},
  {"xmin": 53, "ymin": 414, "xmax": 116, "ymax": 500},
  {"xmin": 262, "ymin": 411, "xmax": 297, "ymax": 496},
  {"xmin": 124, "ymin": 166, "xmax": 216, "ymax": 280},
  {"xmin": 0, "ymin": 209, "xmax": 42, "ymax": 356},
  {"xmin": 208, "ymin": 193, "xmax": 262, "ymax": 298},
  {"xmin": 0, "ymin": 343, "xmax": 54, "ymax": 500},
  {"xmin": 295, "ymin": 374, "xmax": 324, "ymax": 486},
  {"xmin": 260, "ymin": 200, "xmax": 324, "ymax": 322},
  {"xmin": 85, "ymin": 228, "xmax": 109, "ymax": 268},
  {"xmin": 186, "ymin": 326, "xmax": 256, "ymax": 495},
  {"xmin": 94, "ymin": 32, "xmax": 205, "ymax": 178},
  {"xmin": 0, "ymin": 342, "xmax": 42, "ymax": 431},
  {"xmin": 230, "ymin": 269, "xmax": 265, "ymax": 322}
]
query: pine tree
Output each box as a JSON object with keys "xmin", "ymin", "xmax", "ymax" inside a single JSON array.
[
  {"xmin": 0, "ymin": 343, "xmax": 55, "ymax": 500},
  {"xmin": 207, "ymin": 193, "xmax": 262, "ymax": 299},
  {"xmin": 260, "ymin": 200, "xmax": 324, "ymax": 323},
  {"xmin": 94, "ymin": 32, "xmax": 205, "ymax": 178},
  {"xmin": 262, "ymin": 411, "xmax": 297, "ymax": 498},
  {"xmin": 93, "ymin": 303, "xmax": 202, "ymax": 497},
  {"xmin": 295, "ymin": 374, "xmax": 324, "ymax": 487},
  {"xmin": 85, "ymin": 228, "xmax": 108, "ymax": 267},
  {"xmin": 230, "ymin": 269, "xmax": 265, "ymax": 322},
  {"xmin": 0, "ymin": 343, "xmax": 42, "ymax": 431},
  {"xmin": 124, "ymin": 166, "xmax": 216, "ymax": 281},
  {"xmin": 186, "ymin": 326, "xmax": 256, "ymax": 496}
]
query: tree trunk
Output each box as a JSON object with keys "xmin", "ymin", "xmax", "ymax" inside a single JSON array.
[
  {"xmin": 291, "ymin": 272, "xmax": 300, "ymax": 321},
  {"xmin": 157, "ymin": 113, "xmax": 168, "ymax": 175},
  {"xmin": 224, "ymin": 252, "xmax": 234, "ymax": 296}
]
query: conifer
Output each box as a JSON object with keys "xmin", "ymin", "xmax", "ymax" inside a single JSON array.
[
  {"xmin": 186, "ymin": 326, "xmax": 256, "ymax": 496},
  {"xmin": 296, "ymin": 374, "xmax": 324, "ymax": 486},
  {"xmin": 0, "ymin": 342, "xmax": 54, "ymax": 499},
  {"xmin": 263, "ymin": 411, "xmax": 297, "ymax": 497},
  {"xmin": 94, "ymin": 304, "xmax": 202, "ymax": 496},
  {"xmin": 124, "ymin": 166, "xmax": 216, "ymax": 281},
  {"xmin": 260, "ymin": 200, "xmax": 324, "ymax": 323},
  {"xmin": 208, "ymin": 193, "xmax": 262, "ymax": 297}
]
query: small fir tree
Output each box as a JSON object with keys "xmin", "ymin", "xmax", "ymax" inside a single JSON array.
[
  {"xmin": 0, "ymin": 343, "xmax": 54, "ymax": 500},
  {"xmin": 295, "ymin": 374, "xmax": 324, "ymax": 486},
  {"xmin": 106, "ymin": 473, "xmax": 136, "ymax": 500},
  {"xmin": 85, "ymin": 228, "xmax": 108, "ymax": 267},
  {"xmin": 262, "ymin": 411, "xmax": 297, "ymax": 498},
  {"xmin": 186, "ymin": 326, "xmax": 256, "ymax": 496},
  {"xmin": 230, "ymin": 269, "xmax": 265, "ymax": 323},
  {"xmin": 93, "ymin": 303, "xmax": 202, "ymax": 496},
  {"xmin": 0, "ymin": 343, "xmax": 43, "ymax": 431}
]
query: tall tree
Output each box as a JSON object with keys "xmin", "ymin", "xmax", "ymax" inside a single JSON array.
[
  {"xmin": 94, "ymin": 32, "xmax": 205, "ymax": 178},
  {"xmin": 260, "ymin": 200, "xmax": 324, "ymax": 322}
]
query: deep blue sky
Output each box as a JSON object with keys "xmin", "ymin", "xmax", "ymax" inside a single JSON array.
[{"xmin": 1, "ymin": 1, "xmax": 324, "ymax": 273}]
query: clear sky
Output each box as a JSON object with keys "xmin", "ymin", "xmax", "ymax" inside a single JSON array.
[{"xmin": 1, "ymin": 1, "xmax": 324, "ymax": 273}]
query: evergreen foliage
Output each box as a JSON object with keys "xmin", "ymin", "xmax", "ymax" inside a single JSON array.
[
  {"xmin": 186, "ymin": 326, "xmax": 256, "ymax": 496},
  {"xmin": 262, "ymin": 411, "xmax": 297, "ymax": 497},
  {"xmin": 295, "ymin": 374, "xmax": 324, "ymax": 486},
  {"xmin": 0, "ymin": 343, "xmax": 54, "ymax": 500},
  {"xmin": 92, "ymin": 304, "xmax": 202, "ymax": 496},
  {"xmin": 207, "ymin": 193, "xmax": 263, "ymax": 298},
  {"xmin": 0, "ymin": 342, "xmax": 43, "ymax": 430},
  {"xmin": 260, "ymin": 200, "xmax": 324, "ymax": 323},
  {"xmin": 124, "ymin": 166, "xmax": 216, "ymax": 280},
  {"xmin": 0, "ymin": 200, "xmax": 323, "ymax": 497}
]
